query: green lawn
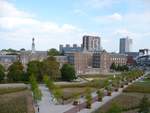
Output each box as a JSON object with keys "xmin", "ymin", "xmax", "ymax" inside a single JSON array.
[
  {"xmin": 0, "ymin": 87, "xmax": 27, "ymax": 95},
  {"xmin": 59, "ymin": 79, "xmax": 108, "ymax": 102},
  {"xmin": 0, "ymin": 88, "xmax": 34, "ymax": 113},
  {"xmin": 123, "ymin": 80, "xmax": 150, "ymax": 93},
  {"xmin": 61, "ymin": 87, "xmax": 96, "ymax": 103},
  {"xmin": 79, "ymin": 74, "xmax": 112, "ymax": 78},
  {"xmin": 94, "ymin": 73, "xmax": 150, "ymax": 113},
  {"xmin": 94, "ymin": 93, "xmax": 150, "ymax": 113},
  {"xmin": 58, "ymin": 79, "xmax": 107, "ymax": 89}
]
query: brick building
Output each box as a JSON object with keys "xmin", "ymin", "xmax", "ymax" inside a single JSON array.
[
  {"xmin": 66, "ymin": 52, "xmax": 93, "ymax": 74},
  {"xmin": 93, "ymin": 51, "xmax": 110, "ymax": 72},
  {"xmin": 110, "ymin": 53, "xmax": 127, "ymax": 66}
]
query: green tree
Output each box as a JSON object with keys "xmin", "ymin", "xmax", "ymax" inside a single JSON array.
[
  {"xmin": 27, "ymin": 60, "xmax": 43, "ymax": 81},
  {"xmin": 106, "ymin": 102, "xmax": 122, "ymax": 113},
  {"xmin": 43, "ymin": 75, "xmax": 62, "ymax": 104},
  {"xmin": 85, "ymin": 88, "xmax": 92, "ymax": 109},
  {"xmin": 43, "ymin": 75, "xmax": 50, "ymax": 86},
  {"xmin": 96, "ymin": 90, "xmax": 103, "ymax": 101},
  {"xmin": 52, "ymin": 85, "xmax": 63, "ymax": 103},
  {"xmin": 43, "ymin": 75, "xmax": 55, "ymax": 90},
  {"xmin": 116, "ymin": 64, "xmax": 122, "ymax": 71},
  {"xmin": 0, "ymin": 64, "xmax": 5, "ymax": 82},
  {"xmin": 122, "ymin": 65, "xmax": 129, "ymax": 71},
  {"xmin": 29, "ymin": 74, "xmax": 42, "ymax": 102},
  {"xmin": 110, "ymin": 63, "xmax": 117, "ymax": 70},
  {"xmin": 43, "ymin": 56, "xmax": 61, "ymax": 80},
  {"xmin": 61, "ymin": 64, "xmax": 76, "ymax": 81},
  {"xmin": 2, "ymin": 48, "xmax": 17, "ymax": 52},
  {"xmin": 7, "ymin": 61, "xmax": 24, "ymax": 82},
  {"xmin": 48, "ymin": 48, "xmax": 60, "ymax": 56},
  {"xmin": 138, "ymin": 95, "xmax": 150, "ymax": 113}
]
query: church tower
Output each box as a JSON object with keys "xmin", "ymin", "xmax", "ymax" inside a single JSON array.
[{"xmin": 31, "ymin": 37, "xmax": 35, "ymax": 53}]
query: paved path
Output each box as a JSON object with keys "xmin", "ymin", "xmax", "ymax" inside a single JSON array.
[{"xmin": 35, "ymin": 84, "xmax": 74, "ymax": 113}]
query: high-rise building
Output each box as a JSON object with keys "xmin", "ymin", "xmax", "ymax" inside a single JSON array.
[
  {"xmin": 82, "ymin": 35, "xmax": 101, "ymax": 52},
  {"xmin": 119, "ymin": 37, "xmax": 132, "ymax": 54}
]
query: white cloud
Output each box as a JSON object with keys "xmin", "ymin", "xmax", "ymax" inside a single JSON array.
[
  {"xmin": 94, "ymin": 13, "xmax": 122, "ymax": 23},
  {"xmin": 0, "ymin": 0, "xmax": 31, "ymax": 17},
  {"xmin": 109, "ymin": 13, "xmax": 122, "ymax": 21},
  {"xmin": 0, "ymin": 0, "xmax": 83, "ymax": 50},
  {"xmin": 0, "ymin": 17, "xmax": 39, "ymax": 29}
]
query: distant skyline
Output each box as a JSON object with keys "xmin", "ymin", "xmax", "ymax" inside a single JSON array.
[{"xmin": 0, "ymin": 0, "xmax": 150, "ymax": 52}]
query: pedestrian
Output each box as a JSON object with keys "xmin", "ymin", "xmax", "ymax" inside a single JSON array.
[{"xmin": 38, "ymin": 106, "xmax": 39, "ymax": 112}]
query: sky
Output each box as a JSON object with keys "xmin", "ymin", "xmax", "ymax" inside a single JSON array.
[{"xmin": 0, "ymin": 0, "xmax": 150, "ymax": 52}]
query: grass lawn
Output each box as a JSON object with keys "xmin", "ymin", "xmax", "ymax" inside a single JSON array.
[
  {"xmin": 59, "ymin": 74, "xmax": 120, "ymax": 102},
  {"xmin": 61, "ymin": 87, "xmax": 96, "ymax": 102},
  {"xmin": 59, "ymin": 79, "xmax": 107, "ymax": 103},
  {"xmin": 0, "ymin": 88, "xmax": 34, "ymax": 113},
  {"xmin": 123, "ymin": 80, "xmax": 150, "ymax": 93},
  {"xmin": 94, "ymin": 74, "xmax": 150, "ymax": 113},
  {"xmin": 58, "ymin": 77, "xmax": 110, "ymax": 89},
  {"xmin": 79, "ymin": 74, "xmax": 112, "ymax": 78},
  {"xmin": 0, "ymin": 87, "xmax": 27, "ymax": 95},
  {"xmin": 94, "ymin": 93, "xmax": 150, "ymax": 113}
]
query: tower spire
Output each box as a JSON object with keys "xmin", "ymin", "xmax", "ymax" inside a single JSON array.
[{"xmin": 32, "ymin": 37, "xmax": 35, "ymax": 53}]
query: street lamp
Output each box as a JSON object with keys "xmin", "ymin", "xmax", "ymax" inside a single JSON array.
[{"xmin": 113, "ymin": 74, "xmax": 116, "ymax": 78}]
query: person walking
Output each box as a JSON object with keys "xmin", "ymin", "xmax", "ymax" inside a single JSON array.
[{"xmin": 37, "ymin": 106, "xmax": 39, "ymax": 113}]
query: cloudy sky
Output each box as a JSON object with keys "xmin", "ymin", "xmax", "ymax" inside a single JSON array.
[{"xmin": 0, "ymin": 0, "xmax": 150, "ymax": 52}]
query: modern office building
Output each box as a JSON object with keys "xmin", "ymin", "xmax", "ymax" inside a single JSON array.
[
  {"xmin": 119, "ymin": 37, "xmax": 132, "ymax": 54},
  {"xmin": 139, "ymin": 49, "xmax": 150, "ymax": 56},
  {"xmin": 136, "ymin": 49, "xmax": 150, "ymax": 66},
  {"xmin": 136, "ymin": 55, "xmax": 150, "ymax": 66},
  {"xmin": 82, "ymin": 35, "xmax": 101, "ymax": 52}
]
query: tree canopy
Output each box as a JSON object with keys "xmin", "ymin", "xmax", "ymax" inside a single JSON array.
[
  {"xmin": 0, "ymin": 64, "xmax": 5, "ymax": 82},
  {"xmin": 110, "ymin": 63, "xmax": 129, "ymax": 72},
  {"xmin": 48, "ymin": 48, "xmax": 60, "ymax": 56},
  {"xmin": 27, "ymin": 57, "xmax": 60, "ymax": 81},
  {"xmin": 61, "ymin": 64, "xmax": 76, "ymax": 81},
  {"xmin": 27, "ymin": 60, "xmax": 43, "ymax": 81},
  {"xmin": 7, "ymin": 61, "xmax": 24, "ymax": 82},
  {"xmin": 43, "ymin": 56, "xmax": 61, "ymax": 80},
  {"xmin": 29, "ymin": 74, "xmax": 42, "ymax": 102}
]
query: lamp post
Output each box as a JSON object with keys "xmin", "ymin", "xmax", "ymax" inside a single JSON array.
[{"xmin": 113, "ymin": 74, "xmax": 116, "ymax": 79}]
